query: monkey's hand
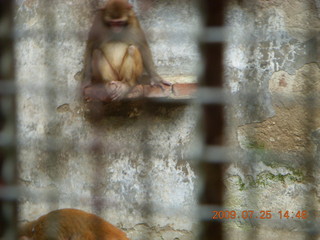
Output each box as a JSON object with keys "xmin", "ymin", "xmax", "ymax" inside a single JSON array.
[
  {"xmin": 150, "ymin": 75, "xmax": 172, "ymax": 89},
  {"xmin": 19, "ymin": 237, "xmax": 30, "ymax": 240},
  {"xmin": 83, "ymin": 84, "xmax": 112, "ymax": 102},
  {"xmin": 105, "ymin": 81, "xmax": 131, "ymax": 101}
]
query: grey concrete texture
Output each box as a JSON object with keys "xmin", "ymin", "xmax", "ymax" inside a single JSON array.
[
  {"xmin": 15, "ymin": 0, "xmax": 200, "ymax": 239},
  {"xmin": 16, "ymin": 0, "xmax": 320, "ymax": 239},
  {"xmin": 225, "ymin": 0, "xmax": 320, "ymax": 238},
  {"xmin": 226, "ymin": 0, "xmax": 319, "ymax": 125}
]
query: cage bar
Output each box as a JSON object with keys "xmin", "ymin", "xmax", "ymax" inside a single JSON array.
[
  {"xmin": 0, "ymin": 0, "xmax": 18, "ymax": 239},
  {"xmin": 198, "ymin": 0, "xmax": 228, "ymax": 240}
]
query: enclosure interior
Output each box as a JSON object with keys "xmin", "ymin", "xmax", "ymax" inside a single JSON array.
[
  {"xmin": 16, "ymin": 0, "xmax": 201, "ymax": 240},
  {"xmin": 2, "ymin": 0, "xmax": 320, "ymax": 240}
]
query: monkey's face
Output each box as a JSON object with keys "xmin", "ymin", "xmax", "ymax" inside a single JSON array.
[
  {"xmin": 102, "ymin": 0, "xmax": 133, "ymax": 33},
  {"xmin": 103, "ymin": 12, "xmax": 129, "ymax": 33}
]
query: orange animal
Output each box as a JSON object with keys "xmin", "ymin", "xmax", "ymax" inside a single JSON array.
[{"xmin": 19, "ymin": 208, "xmax": 130, "ymax": 240}]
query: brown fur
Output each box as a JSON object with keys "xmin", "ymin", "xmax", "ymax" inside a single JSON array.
[
  {"xmin": 83, "ymin": 0, "xmax": 169, "ymax": 100},
  {"xmin": 19, "ymin": 209, "xmax": 130, "ymax": 240}
]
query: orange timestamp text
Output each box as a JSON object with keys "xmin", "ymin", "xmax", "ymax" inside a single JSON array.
[{"xmin": 212, "ymin": 210, "xmax": 308, "ymax": 220}]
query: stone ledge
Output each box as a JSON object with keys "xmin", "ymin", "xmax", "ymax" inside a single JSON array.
[{"xmin": 83, "ymin": 83, "xmax": 198, "ymax": 103}]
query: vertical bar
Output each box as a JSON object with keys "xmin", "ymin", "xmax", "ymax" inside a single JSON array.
[
  {"xmin": 0, "ymin": 0, "xmax": 17, "ymax": 239},
  {"xmin": 304, "ymin": 19, "xmax": 317, "ymax": 240},
  {"xmin": 40, "ymin": 0, "xmax": 60, "ymax": 210},
  {"xmin": 199, "ymin": 1, "xmax": 227, "ymax": 240}
]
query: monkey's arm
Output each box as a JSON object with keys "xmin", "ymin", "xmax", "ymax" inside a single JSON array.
[
  {"xmin": 83, "ymin": 14, "xmax": 104, "ymax": 84},
  {"xmin": 135, "ymin": 32, "xmax": 171, "ymax": 86},
  {"xmin": 83, "ymin": 41, "xmax": 93, "ymax": 84}
]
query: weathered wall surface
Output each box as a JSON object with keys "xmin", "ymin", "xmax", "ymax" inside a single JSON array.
[
  {"xmin": 15, "ymin": 0, "xmax": 200, "ymax": 239},
  {"xmin": 16, "ymin": 0, "xmax": 320, "ymax": 239},
  {"xmin": 225, "ymin": 0, "xmax": 320, "ymax": 239}
]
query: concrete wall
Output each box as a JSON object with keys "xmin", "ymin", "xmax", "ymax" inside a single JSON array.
[
  {"xmin": 225, "ymin": 0, "xmax": 320, "ymax": 239},
  {"xmin": 16, "ymin": 0, "xmax": 320, "ymax": 239},
  {"xmin": 16, "ymin": 0, "xmax": 200, "ymax": 239}
]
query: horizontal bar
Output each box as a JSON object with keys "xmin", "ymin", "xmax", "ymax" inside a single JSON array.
[
  {"xmin": 195, "ymin": 87, "xmax": 227, "ymax": 104},
  {"xmin": 199, "ymin": 27, "xmax": 228, "ymax": 43},
  {"xmin": 151, "ymin": 98, "xmax": 194, "ymax": 104},
  {"xmin": 15, "ymin": 139, "xmax": 316, "ymax": 167},
  {"xmin": 7, "ymin": 26, "xmax": 319, "ymax": 44},
  {"xmin": 199, "ymin": 27, "xmax": 319, "ymax": 44},
  {"xmin": 11, "ymin": 28, "xmax": 199, "ymax": 41},
  {"xmin": 0, "ymin": 81, "xmax": 16, "ymax": 94},
  {"xmin": 0, "ymin": 135, "xmax": 16, "ymax": 147},
  {"xmin": 202, "ymin": 146, "xmax": 230, "ymax": 163},
  {"xmin": 198, "ymin": 205, "xmax": 225, "ymax": 221},
  {"xmin": 12, "ymin": 82, "xmax": 320, "ymax": 105},
  {"xmin": 0, "ymin": 186, "xmax": 20, "ymax": 201}
]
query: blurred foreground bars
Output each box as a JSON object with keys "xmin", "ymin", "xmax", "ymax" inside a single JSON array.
[
  {"xmin": 0, "ymin": 0, "xmax": 18, "ymax": 239},
  {"xmin": 198, "ymin": 1, "xmax": 228, "ymax": 240}
]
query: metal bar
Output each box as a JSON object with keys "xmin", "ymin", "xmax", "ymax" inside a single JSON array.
[
  {"xmin": 40, "ymin": 0, "xmax": 61, "ymax": 213},
  {"xmin": 202, "ymin": 146, "xmax": 230, "ymax": 163},
  {"xmin": 199, "ymin": 1, "xmax": 228, "ymax": 240},
  {"xmin": 13, "ymin": 27, "xmax": 318, "ymax": 44},
  {"xmin": 0, "ymin": 0, "xmax": 17, "ymax": 239},
  {"xmin": 199, "ymin": 27, "xmax": 228, "ymax": 43}
]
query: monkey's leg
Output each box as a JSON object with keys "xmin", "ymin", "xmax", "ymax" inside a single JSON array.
[
  {"xmin": 104, "ymin": 81, "xmax": 130, "ymax": 101},
  {"xmin": 91, "ymin": 49, "xmax": 119, "ymax": 83},
  {"xmin": 119, "ymin": 45, "xmax": 143, "ymax": 87},
  {"xmin": 105, "ymin": 45, "xmax": 143, "ymax": 101},
  {"xmin": 92, "ymin": 49, "xmax": 124, "ymax": 100}
]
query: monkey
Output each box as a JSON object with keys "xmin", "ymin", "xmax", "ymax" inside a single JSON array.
[
  {"xmin": 19, "ymin": 208, "xmax": 130, "ymax": 240},
  {"xmin": 91, "ymin": 42, "xmax": 143, "ymax": 100},
  {"xmin": 83, "ymin": 0, "xmax": 170, "ymax": 101}
]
